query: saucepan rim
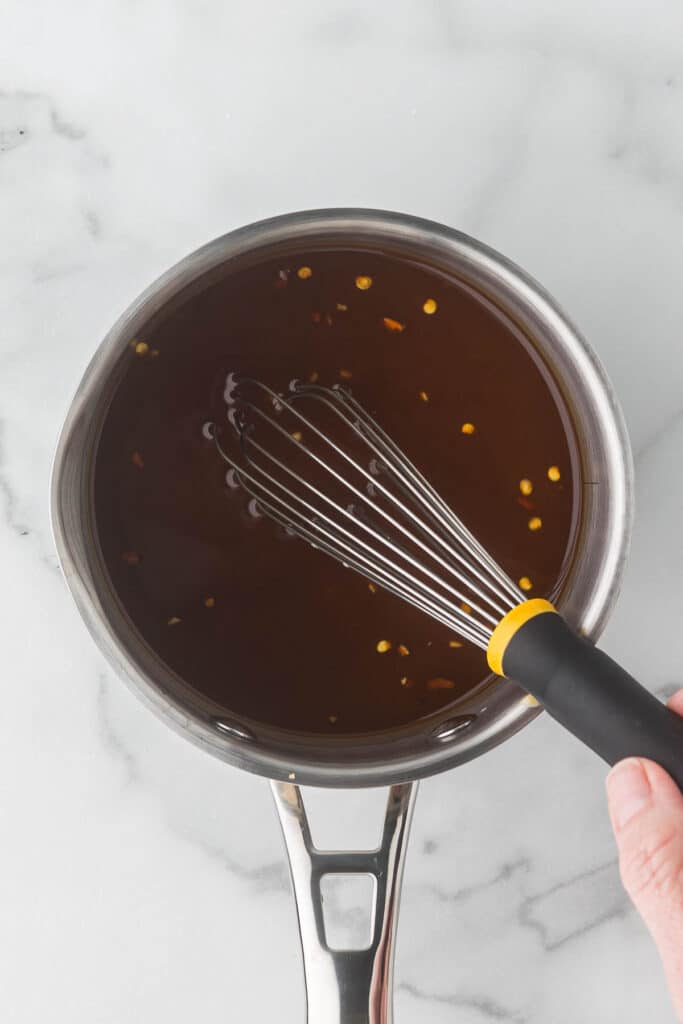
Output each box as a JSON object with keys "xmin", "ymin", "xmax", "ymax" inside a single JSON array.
[{"xmin": 50, "ymin": 208, "xmax": 634, "ymax": 787}]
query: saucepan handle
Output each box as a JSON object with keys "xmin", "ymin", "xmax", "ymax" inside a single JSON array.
[{"xmin": 271, "ymin": 781, "xmax": 418, "ymax": 1024}]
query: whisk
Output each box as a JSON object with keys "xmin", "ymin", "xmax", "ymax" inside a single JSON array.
[{"xmin": 213, "ymin": 377, "xmax": 683, "ymax": 787}]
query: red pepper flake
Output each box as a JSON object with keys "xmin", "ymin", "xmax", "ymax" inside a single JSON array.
[
  {"xmin": 131, "ymin": 451, "xmax": 144, "ymax": 469},
  {"xmin": 383, "ymin": 316, "xmax": 405, "ymax": 333},
  {"xmin": 517, "ymin": 496, "xmax": 535, "ymax": 512},
  {"xmin": 311, "ymin": 312, "xmax": 322, "ymax": 324},
  {"xmin": 339, "ymin": 368, "xmax": 353, "ymax": 379},
  {"xmin": 427, "ymin": 677, "xmax": 456, "ymax": 690},
  {"xmin": 121, "ymin": 551, "xmax": 140, "ymax": 565}
]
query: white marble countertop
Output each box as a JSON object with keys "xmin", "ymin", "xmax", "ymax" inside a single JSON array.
[{"xmin": 2, "ymin": 1, "xmax": 683, "ymax": 1020}]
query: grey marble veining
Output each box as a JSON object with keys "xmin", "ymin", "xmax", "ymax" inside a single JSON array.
[{"xmin": 1, "ymin": 1, "xmax": 682, "ymax": 1020}]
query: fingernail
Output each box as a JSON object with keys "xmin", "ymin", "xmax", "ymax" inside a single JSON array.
[{"xmin": 607, "ymin": 758, "xmax": 652, "ymax": 829}]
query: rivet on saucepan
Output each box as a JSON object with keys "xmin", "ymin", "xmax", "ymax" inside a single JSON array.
[
  {"xmin": 214, "ymin": 719, "xmax": 255, "ymax": 742},
  {"xmin": 431, "ymin": 715, "xmax": 477, "ymax": 742}
]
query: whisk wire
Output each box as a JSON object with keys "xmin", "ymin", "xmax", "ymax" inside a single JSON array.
[
  {"xmin": 222, "ymin": 430, "xmax": 493, "ymax": 644},
  {"xmin": 295, "ymin": 384, "xmax": 522, "ymax": 609},
  {"xmin": 215, "ymin": 379, "xmax": 524, "ymax": 648},
  {"xmin": 257, "ymin": 495, "xmax": 491, "ymax": 648},
  {"xmin": 240, "ymin": 380, "xmax": 513, "ymax": 620},
  {"xmin": 239, "ymin": 392, "xmax": 503, "ymax": 625},
  {"xmin": 339, "ymin": 389, "xmax": 523, "ymax": 605}
]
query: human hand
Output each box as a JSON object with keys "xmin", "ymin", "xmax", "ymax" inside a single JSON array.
[{"xmin": 607, "ymin": 690, "xmax": 683, "ymax": 1021}]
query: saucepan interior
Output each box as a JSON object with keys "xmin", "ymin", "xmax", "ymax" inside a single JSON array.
[{"xmin": 50, "ymin": 209, "xmax": 633, "ymax": 787}]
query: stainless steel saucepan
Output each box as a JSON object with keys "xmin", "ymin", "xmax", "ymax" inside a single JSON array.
[{"xmin": 51, "ymin": 209, "xmax": 633, "ymax": 1023}]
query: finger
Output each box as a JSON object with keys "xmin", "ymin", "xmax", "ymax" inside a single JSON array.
[
  {"xmin": 607, "ymin": 758, "xmax": 683, "ymax": 1018},
  {"xmin": 667, "ymin": 689, "xmax": 683, "ymax": 717}
]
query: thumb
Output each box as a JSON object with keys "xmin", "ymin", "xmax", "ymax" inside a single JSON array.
[{"xmin": 607, "ymin": 757, "xmax": 683, "ymax": 1017}]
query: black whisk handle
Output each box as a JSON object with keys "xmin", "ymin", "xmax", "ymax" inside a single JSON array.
[{"xmin": 502, "ymin": 611, "xmax": 683, "ymax": 791}]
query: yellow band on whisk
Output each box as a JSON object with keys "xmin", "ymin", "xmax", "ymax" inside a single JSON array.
[{"xmin": 487, "ymin": 599, "xmax": 558, "ymax": 676}]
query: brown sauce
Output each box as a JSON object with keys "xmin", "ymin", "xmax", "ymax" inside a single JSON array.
[{"xmin": 94, "ymin": 248, "xmax": 580, "ymax": 734}]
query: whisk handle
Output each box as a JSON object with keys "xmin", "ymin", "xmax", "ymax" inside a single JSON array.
[{"xmin": 502, "ymin": 611, "xmax": 683, "ymax": 790}]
